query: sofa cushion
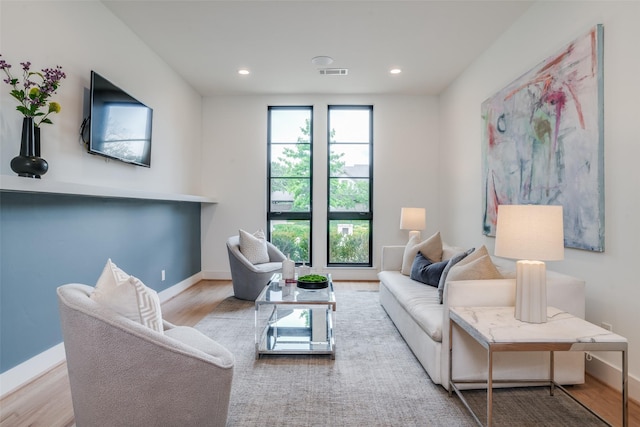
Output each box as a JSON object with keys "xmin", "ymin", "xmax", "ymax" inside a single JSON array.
[
  {"xmin": 253, "ymin": 261, "xmax": 285, "ymax": 273},
  {"xmin": 91, "ymin": 259, "xmax": 163, "ymax": 333},
  {"xmin": 239, "ymin": 229, "xmax": 270, "ymax": 264},
  {"xmin": 437, "ymin": 247, "xmax": 475, "ymax": 303},
  {"xmin": 378, "ymin": 271, "xmax": 444, "ymax": 342},
  {"xmin": 401, "ymin": 232, "xmax": 443, "ymax": 275},
  {"xmin": 446, "ymin": 254, "xmax": 503, "ymax": 282},
  {"xmin": 410, "ymin": 252, "xmax": 448, "ymax": 287}
]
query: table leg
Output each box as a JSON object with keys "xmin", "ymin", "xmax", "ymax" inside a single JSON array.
[
  {"xmin": 254, "ymin": 304, "xmax": 259, "ymax": 359},
  {"xmin": 449, "ymin": 323, "xmax": 453, "ymax": 397},
  {"xmin": 623, "ymin": 348, "xmax": 628, "ymax": 427},
  {"xmin": 488, "ymin": 347, "xmax": 493, "ymax": 426},
  {"xmin": 550, "ymin": 351, "xmax": 555, "ymax": 396}
]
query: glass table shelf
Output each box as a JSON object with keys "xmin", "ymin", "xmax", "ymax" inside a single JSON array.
[{"xmin": 255, "ymin": 274, "xmax": 336, "ymax": 359}]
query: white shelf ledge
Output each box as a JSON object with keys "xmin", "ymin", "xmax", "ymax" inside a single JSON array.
[{"xmin": 0, "ymin": 175, "xmax": 217, "ymax": 204}]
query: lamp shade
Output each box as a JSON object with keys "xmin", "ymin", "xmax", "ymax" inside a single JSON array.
[
  {"xmin": 494, "ymin": 205, "xmax": 564, "ymax": 261},
  {"xmin": 400, "ymin": 207, "xmax": 426, "ymax": 231}
]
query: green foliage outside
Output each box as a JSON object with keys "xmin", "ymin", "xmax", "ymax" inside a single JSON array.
[
  {"xmin": 270, "ymin": 144, "xmax": 311, "ymax": 211},
  {"xmin": 271, "ymin": 221, "xmax": 310, "ymax": 262},
  {"xmin": 270, "ymin": 117, "xmax": 371, "ymax": 264},
  {"xmin": 328, "ymin": 221, "xmax": 370, "ymax": 264}
]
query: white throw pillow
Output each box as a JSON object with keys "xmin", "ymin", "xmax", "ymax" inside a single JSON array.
[
  {"xmin": 456, "ymin": 244, "xmax": 490, "ymax": 267},
  {"xmin": 401, "ymin": 232, "xmax": 443, "ymax": 276},
  {"xmin": 91, "ymin": 259, "xmax": 136, "ymax": 320},
  {"xmin": 91, "ymin": 259, "xmax": 163, "ymax": 333},
  {"xmin": 437, "ymin": 247, "xmax": 475, "ymax": 303},
  {"xmin": 446, "ymin": 254, "xmax": 503, "ymax": 282},
  {"xmin": 239, "ymin": 229, "xmax": 270, "ymax": 264},
  {"xmin": 129, "ymin": 276, "xmax": 163, "ymax": 333}
]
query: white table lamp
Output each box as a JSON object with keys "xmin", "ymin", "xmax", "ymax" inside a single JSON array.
[
  {"xmin": 494, "ymin": 204, "xmax": 564, "ymax": 323},
  {"xmin": 400, "ymin": 207, "xmax": 426, "ymax": 241}
]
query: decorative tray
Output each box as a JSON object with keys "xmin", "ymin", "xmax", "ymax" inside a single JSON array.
[{"xmin": 297, "ymin": 274, "xmax": 329, "ymax": 289}]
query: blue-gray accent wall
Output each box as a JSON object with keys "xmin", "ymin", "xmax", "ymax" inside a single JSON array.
[{"xmin": 0, "ymin": 191, "xmax": 201, "ymax": 372}]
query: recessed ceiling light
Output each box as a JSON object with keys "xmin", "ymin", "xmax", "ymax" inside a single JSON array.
[
  {"xmin": 311, "ymin": 56, "xmax": 334, "ymax": 67},
  {"xmin": 238, "ymin": 69, "xmax": 250, "ymax": 75},
  {"xmin": 390, "ymin": 68, "xmax": 402, "ymax": 75}
]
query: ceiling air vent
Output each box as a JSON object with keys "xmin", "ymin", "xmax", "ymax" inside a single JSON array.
[{"xmin": 319, "ymin": 68, "xmax": 349, "ymax": 76}]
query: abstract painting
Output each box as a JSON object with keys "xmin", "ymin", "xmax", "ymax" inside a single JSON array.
[{"xmin": 481, "ymin": 25, "xmax": 604, "ymax": 251}]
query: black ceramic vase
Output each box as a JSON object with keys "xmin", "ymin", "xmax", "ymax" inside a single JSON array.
[{"xmin": 10, "ymin": 117, "xmax": 48, "ymax": 178}]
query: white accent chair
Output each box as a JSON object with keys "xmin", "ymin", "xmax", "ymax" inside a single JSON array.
[
  {"xmin": 226, "ymin": 235, "xmax": 286, "ymax": 300},
  {"xmin": 57, "ymin": 283, "xmax": 234, "ymax": 427}
]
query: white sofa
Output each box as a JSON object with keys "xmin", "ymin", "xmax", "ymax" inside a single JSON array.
[{"xmin": 378, "ymin": 244, "xmax": 586, "ymax": 390}]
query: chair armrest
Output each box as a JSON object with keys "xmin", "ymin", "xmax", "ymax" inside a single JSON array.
[
  {"xmin": 267, "ymin": 242, "xmax": 286, "ymax": 262},
  {"xmin": 228, "ymin": 244, "xmax": 263, "ymax": 272},
  {"xmin": 163, "ymin": 319, "xmax": 177, "ymax": 331},
  {"xmin": 380, "ymin": 245, "xmax": 405, "ymax": 271},
  {"xmin": 164, "ymin": 326, "xmax": 234, "ymax": 368}
]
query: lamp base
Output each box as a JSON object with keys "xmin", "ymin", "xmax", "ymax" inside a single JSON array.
[
  {"xmin": 515, "ymin": 260, "xmax": 547, "ymax": 323},
  {"xmin": 408, "ymin": 230, "xmax": 421, "ymax": 241}
]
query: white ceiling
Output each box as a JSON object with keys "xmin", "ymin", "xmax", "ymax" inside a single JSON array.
[{"xmin": 102, "ymin": 0, "xmax": 533, "ymax": 96}]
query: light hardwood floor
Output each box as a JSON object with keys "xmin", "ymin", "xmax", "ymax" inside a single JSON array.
[{"xmin": 1, "ymin": 280, "xmax": 637, "ymax": 427}]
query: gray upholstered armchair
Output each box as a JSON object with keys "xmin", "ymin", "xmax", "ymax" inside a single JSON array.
[
  {"xmin": 57, "ymin": 284, "xmax": 234, "ymax": 427},
  {"xmin": 226, "ymin": 235, "xmax": 286, "ymax": 300}
]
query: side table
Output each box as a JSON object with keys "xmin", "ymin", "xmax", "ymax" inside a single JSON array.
[{"xmin": 449, "ymin": 306, "xmax": 628, "ymax": 426}]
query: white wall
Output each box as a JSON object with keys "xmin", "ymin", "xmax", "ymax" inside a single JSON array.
[
  {"xmin": 201, "ymin": 95, "xmax": 439, "ymax": 280},
  {"xmin": 0, "ymin": 1, "xmax": 202, "ymax": 195},
  {"xmin": 439, "ymin": 1, "xmax": 640, "ymax": 397}
]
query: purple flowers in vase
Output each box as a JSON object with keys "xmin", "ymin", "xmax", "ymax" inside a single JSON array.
[{"xmin": 1, "ymin": 54, "xmax": 66, "ymax": 178}]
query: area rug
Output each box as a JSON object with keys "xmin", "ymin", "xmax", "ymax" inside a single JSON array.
[{"xmin": 195, "ymin": 289, "xmax": 604, "ymax": 426}]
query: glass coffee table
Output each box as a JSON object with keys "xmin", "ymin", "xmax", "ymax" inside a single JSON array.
[{"xmin": 255, "ymin": 273, "xmax": 336, "ymax": 359}]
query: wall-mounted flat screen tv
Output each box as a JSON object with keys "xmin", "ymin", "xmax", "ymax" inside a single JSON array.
[{"xmin": 88, "ymin": 71, "xmax": 153, "ymax": 167}]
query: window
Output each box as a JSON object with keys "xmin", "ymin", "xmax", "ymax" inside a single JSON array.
[
  {"xmin": 267, "ymin": 106, "xmax": 313, "ymax": 264},
  {"xmin": 327, "ymin": 105, "xmax": 373, "ymax": 266}
]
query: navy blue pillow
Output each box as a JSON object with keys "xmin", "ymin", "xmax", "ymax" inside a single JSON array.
[{"xmin": 410, "ymin": 252, "xmax": 448, "ymax": 287}]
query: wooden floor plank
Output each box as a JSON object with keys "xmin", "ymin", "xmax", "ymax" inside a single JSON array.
[
  {"xmin": 1, "ymin": 280, "xmax": 636, "ymax": 427},
  {"xmin": 0, "ymin": 361, "xmax": 74, "ymax": 427}
]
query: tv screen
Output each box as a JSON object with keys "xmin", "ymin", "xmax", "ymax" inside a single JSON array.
[{"xmin": 88, "ymin": 71, "xmax": 153, "ymax": 167}]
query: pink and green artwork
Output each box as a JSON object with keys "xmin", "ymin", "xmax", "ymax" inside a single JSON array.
[{"xmin": 481, "ymin": 25, "xmax": 604, "ymax": 252}]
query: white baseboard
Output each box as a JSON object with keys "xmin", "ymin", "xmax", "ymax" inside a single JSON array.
[
  {"xmin": 202, "ymin": 270, "xmax": 231, "ymax": 280},
  {"xmin": 201, "ymin": 269, "xmax": 380, "ymax": 281},
  {"xmin": 586, "ymin": 353, "xmax": 639, "ymax": 402},
  {"xmin": 0, "ymin": 343, "xmax": 66, "ymax": 398},
  {"xmin": 0, "ymin": 274, "xmax": 202, "ymax": 399},
  {"xmin": 157, "ymin": 271, "xmax": 202, "ymax": 303}
]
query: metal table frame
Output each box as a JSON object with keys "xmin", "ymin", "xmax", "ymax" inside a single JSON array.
[
  {"xmin": 255, "ymin": 273, "xmax": 336, "ymax": 359},
  {"xmin": 448, "ymin": 306, "xmax": 628, "ymax": 427}
]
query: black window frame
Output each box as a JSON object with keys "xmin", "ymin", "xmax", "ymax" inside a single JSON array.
[
  {"xmin": 267, "ymin": 105, "xmax": 314, "ymax": 266},
  {"xmin": 326, "ymin": 105, "xmax": 373, "ymax": 267}
]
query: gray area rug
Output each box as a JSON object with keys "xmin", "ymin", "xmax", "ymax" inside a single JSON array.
[{"xmin": 195, "ymin": 289, "xmax": 604, "ymax": 426}]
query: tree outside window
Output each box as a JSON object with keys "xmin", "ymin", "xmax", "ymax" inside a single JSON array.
[
  {"xmin": 268, "ymin": 105, "xmax": 373, "ymax": 266},
  {"xmin": 327, "ymin": 106, "xmax": 373, "ymax": 266}
]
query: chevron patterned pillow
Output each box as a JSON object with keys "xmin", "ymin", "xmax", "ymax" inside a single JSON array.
[
  {"xmin": 91, "ymin": 259, "xmax": 163, "ymax": 334},
  {"xmin": 129, "ymin": 276, "xmax": 163, "ymax": 333}
]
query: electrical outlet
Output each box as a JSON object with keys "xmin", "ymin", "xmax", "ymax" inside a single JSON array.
[
  {"xmin": 601, "ymin": 322, "xmax": 612, "ymax": 331},
  {"xmin": 161, "ymin": 270, "xmax": 166, "ymax": 281}
]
